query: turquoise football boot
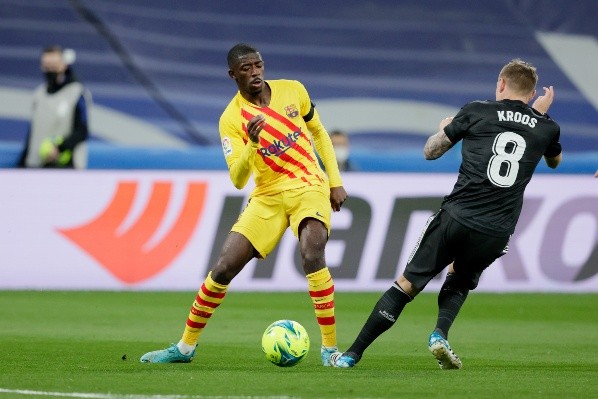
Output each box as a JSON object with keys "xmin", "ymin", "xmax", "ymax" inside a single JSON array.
[
  {"xmin": 320, "ymin": 345, "xmax": 341, "ymax": 366},
  {"xmin": 140, "ymin": 344, "xmax": 196, "ymax": 363},
  {"xmin": 428, "ymin": 331, "xmax": 462, "ymax": 369}
]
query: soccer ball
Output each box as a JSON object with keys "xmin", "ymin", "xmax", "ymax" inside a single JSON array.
[{"xmin": 261, "ymin": 319, "xmax": 310, "ymax": 367}]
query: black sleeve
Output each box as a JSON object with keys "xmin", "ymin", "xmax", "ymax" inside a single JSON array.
[
  {"xmin": 544, "ymin": 128, "xmax": 562, "ymax": 158},
  {"xmin": 444, "ymin": 107, "xmax": 469, "ymax": 144},
  {"xmin": 443, "ymin": 102, "xmax": 478, "ymax": 144},
  {"xmin": 16, "ymin": 126, "xmax": 31, "ymax": 167},
  {"xmin": 58, "ymin": 95, "xmax": 89, "ymax": 152}
]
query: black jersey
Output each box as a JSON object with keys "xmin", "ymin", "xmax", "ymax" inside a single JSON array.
[{"xmin": 441, "ymin": 99, "xmax": 561, "ymax": 236}]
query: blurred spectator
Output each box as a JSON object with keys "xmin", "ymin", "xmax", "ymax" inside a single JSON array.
[
  {"xmin": 18, "ymin": 45, "xmax": 91, "ymax": 168},
  {"xmin": 330, "ymin": 129, "xmax": 355, "ymax": 171}
]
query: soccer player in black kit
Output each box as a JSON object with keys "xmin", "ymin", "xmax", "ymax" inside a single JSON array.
[{"xmin": 332, "ymin": 59, "xmax": 562, "ymax": 369}]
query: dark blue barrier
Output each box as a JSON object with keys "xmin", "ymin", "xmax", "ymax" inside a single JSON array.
[
  {"xmin": 1, "ymin": 142, "xmax": 595, "ymax": 174},
  {"xmin": 87, "ymin": 143, "xmax": 227, "ymax": 170}
]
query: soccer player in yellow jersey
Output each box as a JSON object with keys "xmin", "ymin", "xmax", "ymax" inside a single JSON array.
[{"xmin": 141, "ymin": 43, "xmax": 348, "ymax": 365}]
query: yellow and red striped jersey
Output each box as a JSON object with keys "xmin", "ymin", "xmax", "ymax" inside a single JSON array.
[{"xmin": 219, "ymin": 79, "xmax": 342, "ymax": 197}]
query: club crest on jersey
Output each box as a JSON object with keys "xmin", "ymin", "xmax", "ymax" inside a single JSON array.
[{"xmin": 285, "ymin": 104, "xmax": 299, "ymax": 118}]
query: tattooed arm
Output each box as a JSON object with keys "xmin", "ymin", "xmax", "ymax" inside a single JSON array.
[{"xmin": 424, "ymin": 117, "xmax": 455, "ymax": 160}]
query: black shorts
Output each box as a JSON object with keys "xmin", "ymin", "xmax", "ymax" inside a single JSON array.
[{"xmin": 403, "ymin": 209, "xmax": 510, "ymax": 291}]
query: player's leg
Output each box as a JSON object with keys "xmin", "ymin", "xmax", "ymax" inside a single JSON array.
[
  {"xmin": 289, "ymin": 187, "xmax": 339, "ymax": 366},
  {"xmin": 299, "ymin": 217, "xmax": 339, "ymax": 365},
  {"xmin": 428, "ymin": 264, "xmax": 467, "ymax": 370},
  {"xmin": 177, "ymin": 195, "xmax": 287, "ymax": 358},
  {"xmin": 178, "ymin": 232, "xmax": 256, "ymax": 351},
  {"xmin": 430, "ymin": 228, "xmax": 510, "ymax": 369},
  {"xmin": 333, "ymin": 210, "xmax": 450, "ymax": 368},
  {"xmin": 433, "ymin": 264, "xmax": 469, "ymax": 341},
  {"xmin": 139, "ymin": 232, "xmax": 255, "ymax": 363},
  {"xmin": 333, "ymin": 277, "xmax": 416, "ymax": 368},
  {"xmin": 436, "ymin": 234, "xmax": 509, "ymax": 340},
  {"xmin": 141, "ymin": 195, "xmax": 283, "ymax": 364}
]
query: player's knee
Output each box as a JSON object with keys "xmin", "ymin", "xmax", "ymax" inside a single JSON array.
[
  {"xmin": 299, "ymin": 240, "xmax": 326, "ymax": 274},
  {"xmin": 397, "ymin": 275, "xmax": 419, "ymax": 298},
  {"xmin": 212, "ymin": 259, "xmax": 244, "ymax": 285},
  {"xmin": 301, "ymin": 241, "xmax": 325, "ymax": 261},
  {"xmin": 210, "ymin": 267, "xmax": 232, "ymax": 285},
  {"xmin": 299, "ymin": 227, "xmax": 326, "ymax": 260},
  {"xmin": 301, "ymin": 252, "xmax": 325, "ymax": 276},
  {"xmin": 441, "ymin": 272, "xmax": 475, "ymax": 294}
]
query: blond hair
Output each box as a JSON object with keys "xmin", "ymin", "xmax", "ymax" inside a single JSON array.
[{"xmin": 499, "ymin": 59, "xmax": 538, "ymax": 96}]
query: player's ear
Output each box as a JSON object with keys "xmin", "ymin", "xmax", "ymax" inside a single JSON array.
[
  {"xmin": 497, "ymin": 78, "xmax": 506, "ymax": 92},
  {"xmin": 228, "ymin": 69, "xmax": 236, "ymax": 80}
]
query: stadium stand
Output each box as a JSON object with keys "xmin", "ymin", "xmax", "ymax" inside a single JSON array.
[{"xmin": 0, "ymin": 0, "xmax": 596, "ymax": 172}]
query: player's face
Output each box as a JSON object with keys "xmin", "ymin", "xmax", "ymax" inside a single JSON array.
[
  {"xmin": 229, "ymin": 52, "xmax": 265, "ymax": 95},
  {"xmin": 40, "ymin": 51, "xmax": 67, "ymax": 74}
]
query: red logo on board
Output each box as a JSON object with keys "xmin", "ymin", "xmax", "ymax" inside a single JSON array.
[{"xmin": 58, "ymin": 181, "xmax": 207, "ymax": 284}]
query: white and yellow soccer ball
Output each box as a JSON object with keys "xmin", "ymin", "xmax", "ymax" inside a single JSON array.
[{"xmin": 261, "ymin": 319, "xmax": 310, "ymax": 367}]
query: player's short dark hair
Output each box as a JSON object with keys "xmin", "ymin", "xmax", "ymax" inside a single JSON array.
[
  {"xmin": 42, "ymin": 45, "xmax": 63, "ymax": 55},
  {"xmin": 499, "ymin": 59, "xmax": 538, "ymax": 95},
  {"xmin": 330, "ymin": 130, "xmax": 347, "ymax": 138},
  {"xmin": 227, "ymin": 43, "xmax": 259, "ymax": 69}
]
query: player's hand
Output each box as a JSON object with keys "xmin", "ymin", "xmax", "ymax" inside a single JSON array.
[
  {"xmin": 330, "ymin": 186, "xmax": 347, "ymax": 212},
  {"xmin": 247, "ymin": 114, "xmax": 266, "ymax": 143},
  {"xmin": 39, "ymin": 140, "xmax": 60, "ymax": 163},
  {"xmin": 439, "ymin": 117, "xmax": 453, "ymax": 130},
  {"xmin": 532, "ymin": 86, "xmax": 554, "ymax": 115},
  {"xmin": 46, "ymin": 145, "xmax": 59, "ymax": 162}
]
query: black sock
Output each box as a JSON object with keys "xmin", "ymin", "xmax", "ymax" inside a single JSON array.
[
  {"xmin": 346, "ymin": 283, "xmax": 412, "ymax": 361},
  {"xmin": 435, "ymin": 274, "xmax": 469, "ymax": 339}
]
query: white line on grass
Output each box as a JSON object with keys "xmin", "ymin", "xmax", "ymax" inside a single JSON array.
[{"xmin": 0, "ymin": 389, "xmax": 297, "ymax": 399}]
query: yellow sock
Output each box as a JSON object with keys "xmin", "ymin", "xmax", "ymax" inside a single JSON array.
[
  {"xmin": 307, "ymin": 267, "xmax": 337, "ymax": 348},
  {"xmin": 181, "ymin": 272, "xmax": 228, "ymax": 346}
]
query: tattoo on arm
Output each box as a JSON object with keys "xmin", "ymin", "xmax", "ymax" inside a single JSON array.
[{"xmin": 424, "ymin": 131, "xmax": 454, "ymax": 160}]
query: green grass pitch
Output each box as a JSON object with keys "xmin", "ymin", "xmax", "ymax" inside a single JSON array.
[{"xmin": 0, "ymin": 291, "xmax": 596, "ymax": 398}]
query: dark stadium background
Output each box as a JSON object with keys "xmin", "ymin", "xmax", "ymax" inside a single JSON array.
[{"xmin": 0, "ymin": 0, "xmax": 596, "ymax": 172}]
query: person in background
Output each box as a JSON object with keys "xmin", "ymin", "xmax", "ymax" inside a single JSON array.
[
  {"xmin": 18, "ymin": 45, "xmax": 91, "ymax": 169},
  {"xmin": 329, "ymin": 129, "xmax": 355, "ymax": 171},
  {"xmin": 140, "ymin": 43, "xmax": 347, "ymax": 366},
  {"xmin": 332, "ymin": 58, "xmax": 561, "ymax": 370}
]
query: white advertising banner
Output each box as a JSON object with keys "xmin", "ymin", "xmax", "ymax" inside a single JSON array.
[{"xmin": 0, "ymin": 170, "xmax": 596, "ymax": 292}]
